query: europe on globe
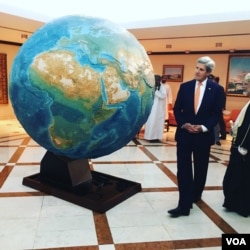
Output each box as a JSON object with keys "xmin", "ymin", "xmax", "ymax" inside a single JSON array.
[{"xmin": 10, "ymin": 15, "xmax": 155, "ymax": 159}]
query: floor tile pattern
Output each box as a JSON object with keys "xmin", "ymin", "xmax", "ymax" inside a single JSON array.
[{"xmin": 0, "ymin": 119, "xmax": 249, "ymax": 250}]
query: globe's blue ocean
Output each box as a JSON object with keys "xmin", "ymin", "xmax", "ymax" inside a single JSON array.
[{"xmin": 10, "ymin": 15, "xmax": 154, "ymax": 159}]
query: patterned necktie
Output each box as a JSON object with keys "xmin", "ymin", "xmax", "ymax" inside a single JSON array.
[{"xmin": 194, "ymin": 82, "xmax": 202, "ymax": 113}]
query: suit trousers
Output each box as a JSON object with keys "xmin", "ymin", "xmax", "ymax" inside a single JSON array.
[
  {"xmin": 219, "ymin": 115, "xmax": 226, "ymax": 138},
  {"xmin": 176, "ymin": 142, "xmax": 211, "ymax": 209}
]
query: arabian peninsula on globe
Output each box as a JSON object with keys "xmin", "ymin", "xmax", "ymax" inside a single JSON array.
[{"xmin": 10, "ymin": 15, "xmax": 154, "ymax": 159}]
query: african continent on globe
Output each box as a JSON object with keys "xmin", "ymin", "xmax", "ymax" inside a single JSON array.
[{"xmin": 10, "ymin": 15, "xmax": 154, "ymax": 159}]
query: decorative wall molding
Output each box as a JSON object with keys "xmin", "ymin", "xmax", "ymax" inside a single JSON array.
[{"xmin": 0, "ymin": 53, "xmax": 8, "ymax": 104}]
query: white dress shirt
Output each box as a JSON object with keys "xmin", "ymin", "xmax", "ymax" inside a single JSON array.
[
  {"xmin": 195, "ymin": 80, "xmax": 206, "ymax": 111},
  {"xmin": 195, "ymin": 80, "xmax": 208, "ymax": 132}
]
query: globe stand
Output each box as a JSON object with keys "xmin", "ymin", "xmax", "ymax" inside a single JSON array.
[{"xmin": 22, "ymin": 151, "xmax": 141, "ymax": 213}]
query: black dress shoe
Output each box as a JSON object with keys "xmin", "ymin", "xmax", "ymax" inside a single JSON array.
[
  {"xmin": 149, "ymin": 139, "xmax": 160, "ymax": 143},
  {"xmin": 219, "ymin": 136, "xmax": 226, "ymax": 140},
  {"xmin": 167, "ymin": 207, "xmax": 190, "ymax": 217}
]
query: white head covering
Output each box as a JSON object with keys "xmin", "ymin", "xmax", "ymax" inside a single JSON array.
[{"xmin": 231, "ymin": 73, "xmax": 250, "ymax": 137}]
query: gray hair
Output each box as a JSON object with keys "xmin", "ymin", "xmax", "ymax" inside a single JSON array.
[
  {"xmin": 244, "ymin": 73, "xmax": 250, "ymax": 82},
  {"xmin": 197, "ymin": 56, "xmax": 215, "ymax": 73}
]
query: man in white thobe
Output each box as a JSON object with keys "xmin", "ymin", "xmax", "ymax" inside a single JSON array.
[{"xmin": 144, "ymin": 75, "xmax": 168, "ymax": 142}]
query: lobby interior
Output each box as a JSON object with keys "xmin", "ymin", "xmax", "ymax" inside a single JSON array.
[
  {"xmin": 1, "ymin": 119, "xmax": 250, "ymax": 250},
  {"xmin": 1, "ymin": 1, "xmax": 250, "ymax": 249}
]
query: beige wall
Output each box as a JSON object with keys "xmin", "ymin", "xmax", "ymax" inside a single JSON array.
[
  {"xmin": 149, "ymin": 54, "xmax": 249, "ymax": 111},
  {"xmin": 0, "ymin": 45, "xmax": 249, "ymax": 120}
]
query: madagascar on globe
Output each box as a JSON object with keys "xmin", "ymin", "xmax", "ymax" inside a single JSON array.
[{"xmin": 10, "ymin": 15, "xmax": 154, "ymax": 159}]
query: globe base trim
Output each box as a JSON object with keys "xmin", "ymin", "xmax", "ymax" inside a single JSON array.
[{"xmin": 22, "ymin": 170, "xmax": 142, "ymax": 213}]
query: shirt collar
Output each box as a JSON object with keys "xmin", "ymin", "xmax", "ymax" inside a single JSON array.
[{"xmin": 196, "ymin": 79, "xmax": 207, "ymax": 88}]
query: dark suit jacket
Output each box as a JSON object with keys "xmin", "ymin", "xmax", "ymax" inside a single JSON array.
[
  {"xmin": 218, "ymin": 84, "xmax": 226, "ymax": 110},
  {"xmin": 174, "ymin": 79, "xmax": 224, "ymax": 146}
]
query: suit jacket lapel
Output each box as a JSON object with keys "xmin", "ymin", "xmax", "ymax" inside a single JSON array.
[{"xmin": 199, "ymin": 81, "xmax": 213, "ymax": 110}]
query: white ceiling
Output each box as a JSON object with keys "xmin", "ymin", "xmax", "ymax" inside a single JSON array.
[{"xmin": 1, "ymin": 0, "xmax": 250, "ymax": 53}]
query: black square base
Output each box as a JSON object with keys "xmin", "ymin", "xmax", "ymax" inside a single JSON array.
[{"xmin": 22, "ymin": 171, "xmax": 141, "ymax": 213}]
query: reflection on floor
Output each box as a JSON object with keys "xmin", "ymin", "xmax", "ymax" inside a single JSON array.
[{"xmin": 0, "ymin": 119, "xmax": 249, "ymax": 250}]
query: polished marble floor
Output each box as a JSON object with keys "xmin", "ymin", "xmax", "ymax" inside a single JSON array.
[{"xmin": 0, "ymin": 119, "xmax": 249, "ymax": 250}]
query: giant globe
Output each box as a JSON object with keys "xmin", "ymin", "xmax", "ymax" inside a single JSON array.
[{"xmin": 10, "ymin": 15, "xmax": 154, "ymax": 159}]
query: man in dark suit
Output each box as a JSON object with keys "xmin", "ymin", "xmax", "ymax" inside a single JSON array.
[
  {"xmin": 208, "ymin": 75, "xmax": 227, "ymax": 145},
  {"xmin": 213, "ymin": 76, "xmax": 227, "ymax": 141},
  {"xmin": 168, "ymin": 56, "xmax": 224, "ymax": 217}
]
